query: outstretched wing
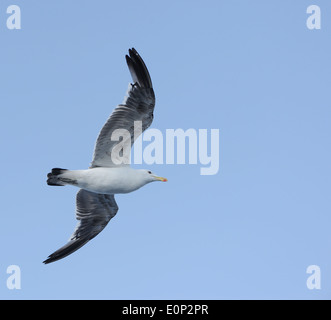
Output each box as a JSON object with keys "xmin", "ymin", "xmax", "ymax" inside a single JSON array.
[
  {"xmin": 43, "ymin": 189, "xmax": 118, "ymax": 264},
  {"xmin": 90, "ymin": 48, "xmax": 155, "ymax": 168}
]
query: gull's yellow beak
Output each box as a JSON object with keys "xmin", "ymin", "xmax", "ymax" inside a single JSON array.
[{"xmin": 154, "ymin": 176, "xmax": 168, "ymax": 182}]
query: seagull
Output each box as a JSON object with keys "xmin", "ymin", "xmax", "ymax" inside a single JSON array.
[{"xmin": 44, "ymin": 48, "xmax": 167, "ymax": 264}]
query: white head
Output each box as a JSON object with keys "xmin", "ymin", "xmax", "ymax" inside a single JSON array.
[{"xmin": 139, "ymin": 169, "xmax": 168, "ymax": 184}]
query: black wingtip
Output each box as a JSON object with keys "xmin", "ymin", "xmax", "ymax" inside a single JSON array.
[
  {"xmin": 43, "ymin": 253, "xmax": 60, "ymax": 264},
  {"xmin": 43, "ymin": 237, "xmax": 91, "ymax": 265},
  {"xmin": 125, "ymin": 54, "xmax": 132, "ymax": 68},
  {"xmin": 43, "ymin": 258, "xmax": 52, "ymax": 264},
  {"xmin": 128, "ymin": 48, "xmax": 135, "ymax": 56},
  {"xmin": 43, "ymin": 255, "xmax": 55, "ymax": 264},
  {"xmin": 125, "ymin": 48, "xmax": 153, "ymax": 88}
]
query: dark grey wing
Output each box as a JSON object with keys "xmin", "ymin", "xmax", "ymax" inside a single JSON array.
[
  {"xmin": 90, "ymin": 48, "xmax": 155, "ymax": 168},
  {"xmin": 43, "ymin": 189, "xmax": 118, "ymax": 264}
]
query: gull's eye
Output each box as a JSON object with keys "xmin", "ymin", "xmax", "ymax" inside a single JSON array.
[{"xmin": 147, "ymin": 171, "xmax": 152, "ymax": 174}]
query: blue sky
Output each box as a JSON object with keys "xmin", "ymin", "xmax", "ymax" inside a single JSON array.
[{"xmin": 1, "ymin": 0, "xmax": 331, "ymax": 299}]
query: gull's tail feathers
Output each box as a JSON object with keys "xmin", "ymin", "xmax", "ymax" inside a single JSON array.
[{"xmin": 47, "ymin": 168, "xmax": 69, "ymax": 186}]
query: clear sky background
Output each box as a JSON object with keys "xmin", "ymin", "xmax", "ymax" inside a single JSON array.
[{"xmin": 1, "ymin": 0, "xmax": 331, "ymax": 299}]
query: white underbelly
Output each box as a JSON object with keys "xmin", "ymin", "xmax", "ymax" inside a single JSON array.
[{"xmin": 69, "ymin": 167, "xmax": 142, "ymax": 195}]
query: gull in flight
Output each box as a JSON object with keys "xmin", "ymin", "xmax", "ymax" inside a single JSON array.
[{"xmin": 44, "ymin": 48, "xmax": 167, "ymax": 264}]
